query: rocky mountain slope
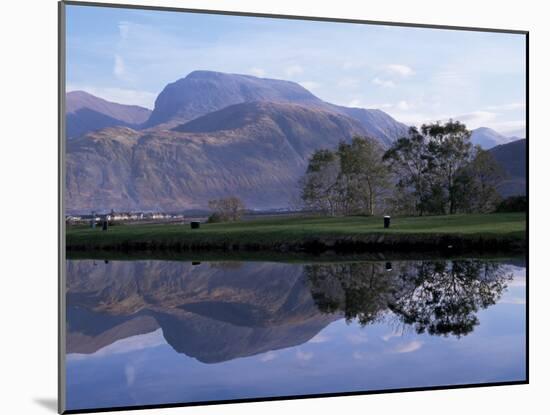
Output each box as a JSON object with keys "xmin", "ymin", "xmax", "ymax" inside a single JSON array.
[
  {"xmin": 489, "ymin": 139, "xmax": 527, "ymax": 196},
  {"xmin": 66, "ymin": 102, "xmax": 369, "ymax": 212},
  {"xmin": 142, "ymin": 70, "xmax": 408, "ymax": 145},
  {"xmin": 470, "ymin": 127, "xmax": 522, "ymax": 150},
  {"xmin": 66, "ymin": 90, "xmax": 151, "ymax": 138}
]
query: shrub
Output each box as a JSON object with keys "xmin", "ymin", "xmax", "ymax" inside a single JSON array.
[{"xmin": 494, "ymin": 196, "xmax": 527, "ymax": 212}]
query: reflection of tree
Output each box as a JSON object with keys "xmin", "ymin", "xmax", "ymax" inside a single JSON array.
[
  {"xmin": 306, "ymin": 262, "xmax": 401, "ymax": 326},
  {"xmin": 305, "ymin": 260, "xmax": 511, "ymax": 337}
]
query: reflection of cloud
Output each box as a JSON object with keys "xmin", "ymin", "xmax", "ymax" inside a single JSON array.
[
  {"xmin": 296, "ymin": 350, "xmax": 313, "ymax": 361},
  {"xmin": 308, "ymin": 333, "xmax": 329, "ymax": 344},
  {"xmin": 382, "ymin": 331, "xmax": 401, "ymax": 342},
  {"xmin": 259, "ymin": 351, "xmax": 277, "ymax": 362},
  {"xmin": 125, "ymin": 364, "xmax": 136, "ymax": 386},
  {"xmin": 347, "ymin": 333, "xmax": 368, "ymax": 345},
  {"xmin": 114, "ymin": 54, "xmax": 125, "ymax": 78},
  {"xmin": 118, "ymin": 21, "xmax": 130, "ymax": 40},
  {"xmin": 500, "ymin": 297, "xmax": 526, "ymax": 305},
  {"xmin": 67, "ymin": 329, "xmax": 165, "ymax": 361},
  {"xmin": 393, "ymin": 340, "xmax": 422, "ymax": 353}
]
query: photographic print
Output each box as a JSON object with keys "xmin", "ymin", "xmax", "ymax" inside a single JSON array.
[{"xmin": 60, "ymin": 1, "xmax": 527, "ymax": 413}]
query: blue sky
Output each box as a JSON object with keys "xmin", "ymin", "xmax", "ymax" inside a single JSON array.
[{"xmin": 66, "ymin": 4, "xmax": 527, "ymax": 136}]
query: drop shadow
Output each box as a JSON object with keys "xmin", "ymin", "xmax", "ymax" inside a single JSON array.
[{"xmin": 34, "ymin": 398, "xmax": 57, "ymax": 413}]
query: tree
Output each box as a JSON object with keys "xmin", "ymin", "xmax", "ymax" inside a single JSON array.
[
  {"xmin": 383, "ymin": 120, "xmax": 502, "ymax": 215},
  {"xmin": 208, "ymin": 196, "xmax": 246, "ymax": 222},
  {"xmin": 301, "ymin": 149, "xmax": 342, "ymax": 215},
  {"xmin": 337, "ymin": 136, "xmax": 391, "ymax": 216},
  {"xmin": 424, "ymin": 121, "xmax": 473, "ymax": 214},
  {"xmin": 465, "ymin": 146, "xmax": 504, "ymax": 212},
  {"xmin": 301, "ymin": 136, "xmax": 390, "ymax": 216},
  {"xmin": 383, "ymin": 127, "xmax": 434, "ymax": 215}
]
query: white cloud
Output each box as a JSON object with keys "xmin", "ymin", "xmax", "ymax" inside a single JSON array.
[
  {"xmin": 298, "ymin": 81, "xmax": 320, "ymax": 91},
  {"xmin": 285, "ymin": 64, "xmax": 304, "ymax": 77},
  {"xmin": 67, "ymin": 84, "xmax": 157, "ymax": 109},
  {"xmin": 486, "ymin": 102, "xmax": 526, "ymax": 111},
  {"xmin": 396, "ymin": 100, "xmax": 411, "ymax": 111},
  {"xmin": 249, "ymin": 67, "xmax": 266, "ymax": 77},
  {"xmin": 337, "ymin": 78, "xmax": 359, "ymax": 88},
  {"xmin": 114, "ymin": 54, "xmax": 126, "ymax": 78},
  {"xmin": 296, "ymin": 350, "xmax": 313, "ymax": 361},
  {"xmin": 259, "ymin": 351, "xmax": 277, "ymax": 362},
  {"xmin": 372, "ymin": 77, "xmax": 396, "ymax": 88},
  {"xmin": 353, "ymin": 351, "xmax": 367, "ymax": 360},
  {"xmin": 385, "ymin": 64, "xmax": 414, "ymax": 77},
  {"xmin": 392, "ymin": 340, "xmax": 423, "ymax": 353}
]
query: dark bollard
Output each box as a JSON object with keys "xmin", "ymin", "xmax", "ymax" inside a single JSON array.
[
  {"xmin": 384, "ymin": 215, "xmax": 391, "ymax": 229},
  {"xmin": 385, "ymin": 262, "xmax": 393, "ymax": 271},
  {"xmin": 190, "ymin": 221, "xmax": 201, "ymax": 229},
  {"xmin": 102, "ymin": 220, "xmax": 108, "ymax": 231}
]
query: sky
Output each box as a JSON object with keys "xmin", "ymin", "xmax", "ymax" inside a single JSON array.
[{"xmin": 65, "ymin": 4, "xmax": 527, "ymax": 137}]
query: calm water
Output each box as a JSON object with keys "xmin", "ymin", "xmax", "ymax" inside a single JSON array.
[{"xmin": 65, "ymin": 257, "xmax": 526, "ymax": 411}]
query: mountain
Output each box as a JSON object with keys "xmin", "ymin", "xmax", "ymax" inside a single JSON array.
[
  {"xmin": 489, "ymin": 139, "xmax": 527, "ymax": 196},
  {"xmin": 66, "ymin": 102, "xmax": 370, "ymax": 212},
  {"xmin": 66, "ymin": 90, "xmax": 151, "ymax": 138},
  {"xmin": 143, "ymin": 70, "xmax": 408, "ymax": 145}
]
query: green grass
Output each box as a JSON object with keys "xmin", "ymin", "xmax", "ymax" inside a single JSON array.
[{"xmin": 67, "ymin": 212, "xmax": 526, "ymax": 251}]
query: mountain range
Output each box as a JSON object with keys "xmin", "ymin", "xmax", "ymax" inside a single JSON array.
[
  {"xmin": 65, "ymin": 70, "xmax": 526, "ymax": 212},
  {"xmin": 489, "ymin": 139, "xmax": 527, "ymax": 196},
  {"xmin": 66, "ymin": 90, "xmax": 151, "ymax": 139}
]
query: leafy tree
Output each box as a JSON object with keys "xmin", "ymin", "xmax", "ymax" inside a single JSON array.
[
  {"xmin": 337, "ymin": 136, "xmax": 391, "ymax": 215},
  {"xmin": 384, "ymin": 120, "xmax": 503, "ymax": 215},
  {"xmin": 208, "ymin": 196, "xmax": 246, "ymax": 222},
  {"xmin": 301, "ymin": 136, "xmax": 390, "ymax": 216},
  {"xmin": 383, "ymin": 127, "xmax": 435, "ymax": 215},
  {"xmin": 301, "ymin": 149, "xmax": 342, "ymax": 215},
  {"xmin": 454, "ymin": 146, "xmax": 504, "ymax": 213},
  {"xmin": 424, "ymin": 121, "xmax": 473, "ymax": 214}
]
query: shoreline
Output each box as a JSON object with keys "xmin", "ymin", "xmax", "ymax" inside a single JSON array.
[
  {"xmin": 66, "ymin": 213, "xmax": 526, "ymax": 255},
  {"xmin": 66, "ymin": 232, "xmax": 525, "ymax": 254}
]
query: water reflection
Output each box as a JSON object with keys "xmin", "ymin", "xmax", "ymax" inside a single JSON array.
[
  {"xmin": 67, "ymin": 259, "xmax": 513, "ymax": 362},
  {"xmin": 66, "ymin": 257, "xmax": 526, "ymax": 410},
  {"xmin": 307, "ymin": 260, "xmax": 510, "ymax": 336}
]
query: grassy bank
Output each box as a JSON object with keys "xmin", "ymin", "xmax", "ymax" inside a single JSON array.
[{"xmin": 66, "ymin": 212, "xmax": 526, "ymax": 254}]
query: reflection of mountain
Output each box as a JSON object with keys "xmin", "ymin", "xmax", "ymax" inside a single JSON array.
[
  {"xmin": 66, "ymin": 261, "xmax": 337, "ymax": 363},
  {"xmin": 67, "ymin": 259, "xmax": 512, "ymax": 363}
]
